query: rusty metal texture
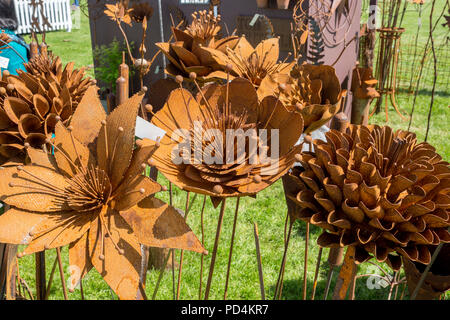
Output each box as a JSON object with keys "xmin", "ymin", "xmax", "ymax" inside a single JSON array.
[
  {"xmin": 0, "ymin": 86, "xmax": 205, "ymax": 299},
  {"xmin": 404, "ymin": 243, "xmax": 450, "ymax": 300},
  {"xmin": 285, "ymin": 124, "xmax": 450, "ymax": 271},
  {"xmin": 350, "ymin": 66, "xmax": 379, "ymax": 125}
]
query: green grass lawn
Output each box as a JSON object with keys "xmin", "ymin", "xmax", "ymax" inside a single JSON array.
[{"xmin": 14, "ymin": 1, "xmax": 449, "ymax": 300}]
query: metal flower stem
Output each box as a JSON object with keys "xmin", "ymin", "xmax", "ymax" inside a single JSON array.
[
  {"xmin": 253, "ymin": 222, "xmax": 266, "ymax": 300},
  {"xmin": 204, "ymin": 198, "xmax": 227, "ymax": 300},
  {"xmin": 311, "ymin": 247, "xmax": 323, "ymax": 300},
  {"xmin": 411, "ymin": 226, "xmax": 450, "ymax": 300},
  {"xmin": 224, "ymin": 197, "xmax": 240, "ymax": 299},
  {"xmin": 176, "ymin": 191, "xmax": 191, "ymax": 300},
  {"xmin": 274, "ymin": 219, "xmax": 294, "ymax": 300},
  {"xmin": 302, "ymin": 222, "xmax": 310, "ymax": 300},
  {"xmin": 56, "ymin": 247, "xmax": 68, "ymax": 300},
  {"xmin": 199, "ymin": 195, "xmax": 207, "ymax": 300},
  {"xmin": 45, "ymin": 257, "xmax": 58, "ymax": 300},
  {"xmin": 169, "ymin": 182, "xmax": 175, "ymax": 300},
  {"xmin": 151, "ymin": 249, "xmax": 173, "ymax": 300}
]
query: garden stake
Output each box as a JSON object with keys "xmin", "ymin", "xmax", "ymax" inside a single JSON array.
[
  {"xmin": 204, "ymin": 199, "xmax": 227, "ymax": 300},
  {"xmin": 176, "ymin": 191, "xmax": 191, "ymax": 300},
  {"xmin": 332, "ymin": 246, "xmax": 357, "ymax": 300},
  {"xmin": 311, "ymin": 247, "xmax": 323, "ymax": 300},
  {"xmin": 410, "ymin": 227, "xmax": 450, "ymax": 300},
  {"xmin": 274, "ymin": 219, "xmax": 293, "ymax": 300},
  {"xmin": 253, "ymin": 222, "xmax": 266, "ymax": 300},
  {"xmin": 56, "ymin": 247, "xmax": 68, "ymax": 300},
  {"xmin": 199, "ymin": 195, "xmax": 207, "ymax": 300},
  {"xmin": 224, "ymin": 197, "xmax": 240, "ymax": 299},
  {"xmin": 35, "ymin": 252, "xmax": 46, "ymax": 300},
  {"xmin": 151, "ymin": 249, "xmax": 173, "ymax": 300}
]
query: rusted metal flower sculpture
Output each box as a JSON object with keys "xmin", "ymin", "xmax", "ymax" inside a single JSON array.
[
  {"xmin": 24, "ymin": 52, "xmax": 95, "ymax": 111},
  {"xmin": 0, "ymin": 86, "xmax": 205, "ymax": 299},
  {"xmin": 0, "ymin": 61, "xmax": 93, "ymax": 165},
  {"xmin": 286, "ymin": 124, "xmax": 450, "ymax": 271},
  {"xmin": 130, "ymin": 1, "xmax": 153, "ymax": 23},
  {"xmin": 258, "ymin": 64, "xmax": 344, "ymax": 133},
  {"xmin": 155, "ymin": 10, "xmax": 240, "ymax": 83},
  {"xmin": 203, "ymin": 36, "xmax": 294, "ymax": 88},
  {"xmin": 104, "ymin": 1, "xmax": 133, "ymax": 26},
  {"xmin": 150, "ymin": 75, "xmax": 304, "ymax": 202}
]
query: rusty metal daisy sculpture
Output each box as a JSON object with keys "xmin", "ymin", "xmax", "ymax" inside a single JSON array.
[
  {"xmin": 148, "ymin": 72, "xmax": 304, "ymax": 299},
  {"xmin": 0, "ymin": 86, "xmax": 205, "ymax": 300},
  {"xmin": 155, "ymin": 10, "xmax": 240, "ymax": 83},
  {"xmin": 202, "ymin": 36, "xmax": 295, "ymax": 88},
  {"xmin": 284, "ymin": 124, "xmax": 450, "ymax": 298}
]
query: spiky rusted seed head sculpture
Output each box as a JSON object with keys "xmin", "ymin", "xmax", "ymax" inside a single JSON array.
[
  {"xmin": 149, "ymin": 75, "xmax": 304, "ymax": 206},
  {"xmin": 258, "ymin": 64, "xmax": 345, "ymax": 134},
  {"xmin": 0, "ymin": 58, "xmax": 94, "ymax": 165},
  {"xmin": 0, "ymin": 87, "xmax": 205, "ymax": 299},
  {"xmin": 286, "ymin": 125, "xmax": 450, "ymax": 271},
  {"xmin": 202, "ymin": 36, "xmax": 295, "ymax": 88},
  {"xmin": 155, "ymin": 10, "xmax": 240, "ymax": 83},
  {"xmin": 23, "ymin": 53, "xmax": 95, "ymax": 111}
]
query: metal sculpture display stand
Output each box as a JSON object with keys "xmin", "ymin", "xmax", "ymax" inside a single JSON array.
[{"xmin": 372, "ymin": 27, "xmax": 406, "ymax": 122}]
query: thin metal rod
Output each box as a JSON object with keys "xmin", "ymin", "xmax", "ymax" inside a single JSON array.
[
  {"xmin": 224, "ymin": 197, "xmax": 240, "ymax": 300},
  {"xmin": 199, "ymin": 195, "xmax": 207, "ymax": 300},
  {"xmin": 176, "ymin": 191, "xmax": 190, "ymax": 300},
  {"xmin": 411, "ymin": 227, "xmax": 449, "ymax": 300},
  {"xmin": 151, "ymin": 249, "xmax": 173, "ymax": 300},
  {"xmin": 323, "ymin": 267, "xmax": 334, "ymax": 300},
  {"xmin": 169, "ymin": 182, "xmax": 175, "ymax": 300},
  {"xmin": 204, "ymin": 198, "xmax": 227, "ymax": 300},
  {"xmin": 274, "ymin": 220, "xmax": 293, "ymax": 300},
  {"xmin": 80, "ymin": 278, "xmax": 84, "ymax": 300},
  {"xmin": 311, "ymin": 247, "xmax": 323, "ymax": 300},
  {"xmin": 253, "ymin": 222, "xmax": 265, "ymax": 300},
  {"xmin": 56, "ymin": 247, "xmax": 68, "ymax": 300},
  {"xmin": 44, "ymin": 256, "xmax": 58, "ymax": 300},
  {"xmin": 302, "ymin": 222, "xmax": 310, "ymax": 300}
]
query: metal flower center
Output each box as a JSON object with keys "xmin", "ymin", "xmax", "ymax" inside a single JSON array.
[{"xmin": 65, "ymin": 167, "xmax": 112, "ymax": 212}]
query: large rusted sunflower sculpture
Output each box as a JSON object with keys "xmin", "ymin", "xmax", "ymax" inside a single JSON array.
[
  {"xmin": 0, "ymin": 86, "xmax": 205, "ymax": 299},
  {"xmin": 24, "ymin": 52, "xmax": 95, "ymax": 111},
  {"xmin": 150, "ymin": 76, "xmax": 304, "ymax": 204},
  {"xmin": 258, "ymin": 64, "xmax": 344, "ymax": 133},
  {"xmin": 0, "ymin": 61, "xmax": 93, "ymax": 165},
  {"xmin": 285, "ymin": 124, "xmax": 450, "ymax": 271},
  {"xmin": 202, "ymin": 36, "xmax": 295, "ymax": 88},
  {"xmin": 155, "ymin": 10, "xmax": 240, "ymax": 83}
]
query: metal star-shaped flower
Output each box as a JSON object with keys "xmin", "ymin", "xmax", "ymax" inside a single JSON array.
[{"xmin": 0, "ymin": 86, "xmax": 205, "ymax": 299}]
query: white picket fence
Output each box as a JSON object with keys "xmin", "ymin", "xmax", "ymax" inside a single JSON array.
[{"xmin": 13, "ymin": 0, "xmax": 72, "ymax": 35}]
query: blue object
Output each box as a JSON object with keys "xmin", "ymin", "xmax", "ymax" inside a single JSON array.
[{"xmin": 0, "ymin": 29, "xmax": 29, "ymax": 76}]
